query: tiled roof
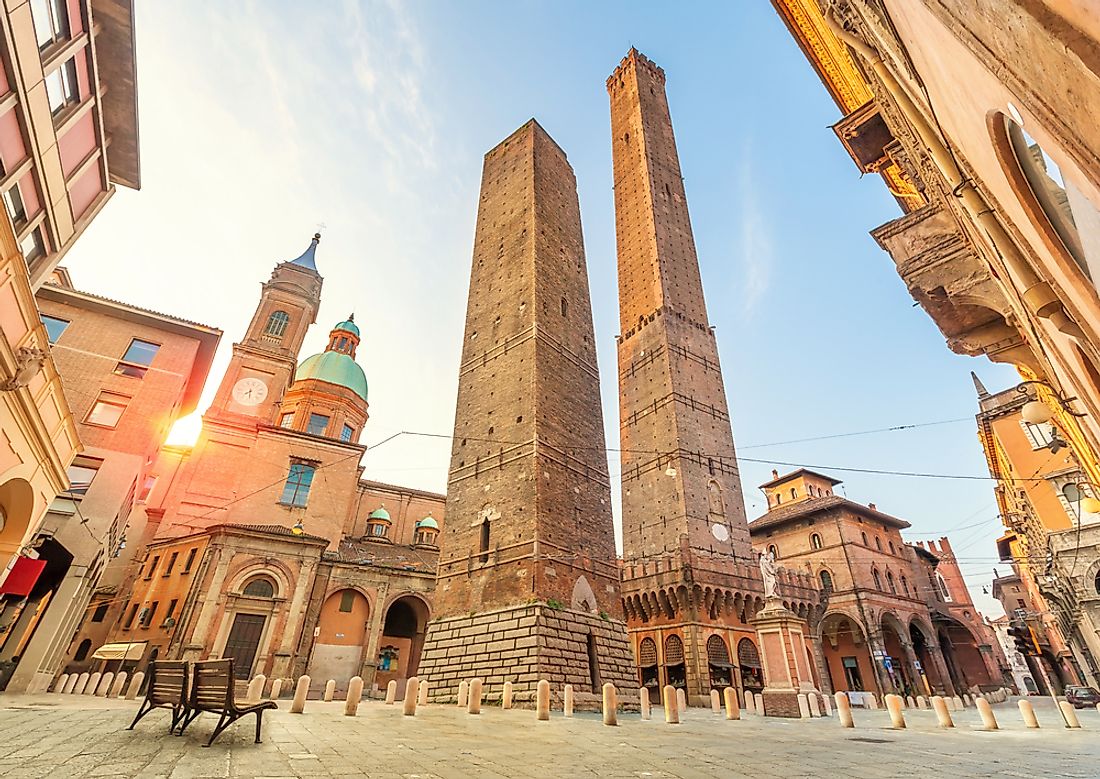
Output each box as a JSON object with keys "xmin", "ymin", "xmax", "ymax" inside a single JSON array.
[
  {"xmin": 325, "ymin": 537, "xmax": 437, "ymax": 573},
  {"xmin": 217, "ymin": 523, "xmax": 330, "ymax": 543},
  {"xmin": 40, "ymin": 282, "xmax": 221, "ymax": 332},
  {"xmin": 748, "ymin": 495, "xmax": 910, "ymax": 532}
]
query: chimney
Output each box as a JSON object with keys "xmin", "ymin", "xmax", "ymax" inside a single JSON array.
[
  {"xmin": 772, "ymin": 469, "xmax": 779, "ymax": 480},
  {"xmin": 868, "ymin": 502, "xmax": 876, "ymax": 511}
]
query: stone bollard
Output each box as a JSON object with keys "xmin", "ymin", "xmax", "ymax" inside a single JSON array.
[
  {"xmin": 74, "ymin": 672, "xmax": 90, "ymax": 694},
  {"xmin": 865, "ymin": 692, "xmax": 878, "ymax": 710},
  {"xmin": 536, "ymin": 679, "xmax": 550, "ymax": 721},
  {"xmin": 676, "ymin": 687, "xmax": 687, "ymax": 713},
  {"xmin": 1059, "ymin": 701, "xmax": 1082, "ymax": 729},
  {"xmin": 418, "ymin": 680, "xmax": 429, "ymax": 706},
  {"xmin": 835, "ymin": 692, "xmax": 854, "ymax": 728},
  {"xmin": 111, "ymin": 671, "xmax": 128, "ymax": 699},
  {"xmin": 84, "ymin": 672, "xmax": 101, "ymax": 695},
  {"xmin": 96, "ymin": 672, "xmax": 114, "ymax": 697},
  {"xmin": 54, "ymin": 674, "xmax": 68, "ymax": 693},
  {"xmin": 724, "ymin": 687, "xmax": 740, "ymax": 720},
  {"xmin": 754, "ymin": 693, "xmax": 764, "ymax": 715},
  {"xmin": 744, "ymin": 691, "xmax": 755, "ymax": 714},
  {"xmin": 808, "ymin": 693, "xmax": 821, "ymax": 718},
  {"xmin": 602, "ymin": 683, "xmax": 618, "ymax": 726},
  {"xmin": 916, "ymin": 695, "xmax": 928, "ymax": 709},
  {"xmin": 63, "ymin": 674, "xmax": 78, "ymax": 694},
  {"xmin": 797, "ymin": 693, "xmax": 810, "ymax": 719},
  {"xmin": 905, "ymin": 695, "xmax": 915, "ymax": 709},
  {"xmin": 291, "ymin": 675, "xmax": 310, "ymax": 714},
  {"xmin": 962, "ymin": 694, "xmax": 972, "ymax": 708},
  {"xmin": 344, "ymin": 676, "xmax": 363, "ymax": 716},
  {"xmin": 125, "ymin": 672, "xmax": 144, "ymax": 700},
  {"xmin": 944, "ymin": 696, "xmax": 956, "ymax": 712},
  {"xmin": 457, "ymin": 680, "xmax": 469, "ymax": 708},
  {"xmin": 711, "ymin": 689, "xmax": 721, "ymax": 714},
  {"xmin": 885, "ymin": 694, "xmax": 906, "ymax": 729},
  {"xmin": 270, "ymin": 678, "xmax": 284, "ymax": 700},
  {"xmin": 1096, "ymin": 702, "xmax": 1100, "ymax": 716},
  {"xmin": 403, "ymin": 678, "xmax": 419, "ymax": 716},
  {"xmin": 385, "ymin": 679, "xmax": 398, "ymax": 704},
  {"xmin": 663, "ymin": 685, "xmax": 679, "ymax": 725},
  {"xmin": 976, "ymin": 697, "xmax": 998, "ymax": 730},
  {"xmin": 324, "ymin": 680, "xmax": 336, "ymax": 702},
  {"xmin": 246, "ymin": 674, "xmax": 266, "ymax": 703},
  {"xmin": 951, "ymin": 695, "xmax": 964, "ymax": 711},
  {"xmin": 564, "ymin": 684, "xmax": 574, "ymax": 718},
  {"xmin": 1019, "ymin": 699, "xmax": 1039, "ymax": 728},
  {"xmin": 502, "ymin": 680, "xmax": 513, "ymax": 709},
  {"xmin": 932, "ymin": 696, "xmax": 954, "ymax": 728},
  {"xmin": 467, "ymin": 678, "xmax": 482, "ymax": 714},
  {"xmin": 639, "ymin": 687, "xmax": 651, "ymax": 720},
  {"xmin": 823, "ymin": 694, "xmax": 833, "ymax": 716}
]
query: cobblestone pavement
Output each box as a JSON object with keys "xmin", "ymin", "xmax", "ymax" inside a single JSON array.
[{"xmin": 0, "ymin": 694, "xmax": 1096, "ymax": 779}]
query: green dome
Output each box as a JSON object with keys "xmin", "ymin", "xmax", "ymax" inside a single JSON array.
[
  {"xmin": 334, "ymin": 318, "xmax": 359, "ymax": 337},
  {"xmin": 368, "ymin": 506, "xmax": 391, "ymax": 521},
  {"xmin": 295, "ymin": 351, "xmax": 367, "ymax": 401},
  {"xmin": 416, "ymin": 516, "xmax": 438, "ymax": 529}
]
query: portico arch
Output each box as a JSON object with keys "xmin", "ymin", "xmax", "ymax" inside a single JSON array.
[
  {"xmin": 377, "ymin": 594, "xmax": 430, "ymax": 686},
  {"xmin": 818, "ymin": 611, "xmax": 874, "ymax": 694},
  {"xmin": 307, "ymin": 588, "xmax": 371, "ymax": 683}
]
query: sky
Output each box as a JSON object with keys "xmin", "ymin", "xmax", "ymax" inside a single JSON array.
[{"xmin": 63, "ymin": 0, "xmax": 1022, "ymax": 616}]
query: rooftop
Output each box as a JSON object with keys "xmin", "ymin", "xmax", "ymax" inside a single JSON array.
[{"xmin": 748, "ymin": 494, "xmax": 911, "ymax": 533}]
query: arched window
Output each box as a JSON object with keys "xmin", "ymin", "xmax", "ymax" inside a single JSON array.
[
  {"xmin": 664, "ymin": 634, "xmax": 685, "ymax": 665},
  {"xmin": 242, "ymin": 576, "xmax": 276, "ymax": 598},
  {"xmin": 74, "ymin": 638, "xmax": 92, "ymax": 662},
  {"xmin": 901, "ymin": 576, "xmax": 910, "ymax": 596},
  {"xmin": 263, "ymin": 310, "xmax": 290, "ymax": 338},
  {"xmin": 874, "ymin": 536, "xmax": 882, "ymax": 551},
  {"xmin": 861, "ymin": 531, "xmax": 869, "ymax": 546},
  {"xmin": 767, "ymin": 544, "xmax": 779, "ymax": 560},
  {"xmin": 872, "ymin": 569, "xmax": 883, "ymax": 591},
  {"xmin": 790, "ymin": 488, "xmax": 797, "ymax": 499},
  {"xmin": 706, "ymin": 634, "xmax": 730, "ymax": 665},
  {"xmin": 775, "ymin": 493, "xmax": 782, "ymax": 505},
  {"xmin": 889, "ymin": 540, "xmax": 896, "ymax": 555},
  {"xmin": 639, "ymin": 637, "xmax": 658, "ymax": 668},
  {"xmin": 479, "ymin": 518, "xmax": 490, "ymax": 563},
  {"xmin": 819, "ymin": 570, "xmax": 833, "ymax": 592},
  {"xmin": 810, "ymin": 533, "xmax": 823, "ymax": 550},
  {"xmin": 936, "ymin": 573, "xmax": 952, "ymax": 602},
  {"xmin": 886, "ymin": 571, "xmax": 896, "ymax": 594},
  {"xmin": 1095, "ymin": 570, "xmax": 1100, "ymax": 596}
]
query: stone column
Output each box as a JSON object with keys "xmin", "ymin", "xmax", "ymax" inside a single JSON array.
[
  {"xmin": 360, "ymin": 584, "xmax": 389, "ymax": 690},
  {"xmin": 273, "ymin": 560, "xmax": 316, "ymax": 679},
  {"xmin": 865, "ymin": 635, "xmax": 892, "ymax": 699},
  {"xmin": 899, "ymin": 641, "xmax": 925, "ymax": 696},
  {"xmin": 186, "ymin": 548, "xmax": 229, "ymax": 659},
  {"xmin": 809, "ymin": 636, "xmax": 834, "ymax": 696},
  {"xmin": 927, "ymin": 643, "xmax": 957, "ymax": 697}
]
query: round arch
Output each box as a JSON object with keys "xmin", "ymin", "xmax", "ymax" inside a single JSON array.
[
  {"xmin": 376, "ymin": 594, "xmax": 431, "ymax": 683},
  {"xmin": 0, "ymin": 478, "xmax": 35, "ymax": 561},
  {"xmin": 819, "ymin": 611, "xmax": 875, "ymax": 695}
]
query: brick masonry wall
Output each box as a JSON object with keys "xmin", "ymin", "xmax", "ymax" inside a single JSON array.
[{"xmin": 419, "ymin": 603, "xmax": 637, "ymax": 710}]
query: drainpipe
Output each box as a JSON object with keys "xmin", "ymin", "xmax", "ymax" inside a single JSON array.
[{"xmin": 824, "ymin": 8, "xmax": 1084, "ymax": 341}]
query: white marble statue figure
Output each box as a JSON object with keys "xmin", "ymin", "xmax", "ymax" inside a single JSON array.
[{"xmin": 760, "ymin": 549, "xmax": 779, "ymax": 600}]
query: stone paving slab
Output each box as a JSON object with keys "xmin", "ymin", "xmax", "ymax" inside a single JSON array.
[{"xmin": 0, "ymin": 694, "xmax": 1096, "ymax": 778}]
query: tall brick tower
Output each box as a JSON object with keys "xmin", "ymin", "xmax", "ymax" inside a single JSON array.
[
  {"xmin": 609, "ymin": 50, "xmax": 820, "ymax": 707},
  {"xmin": 418, "ymin": 120, "xmax": 635, "ymax": 706}
]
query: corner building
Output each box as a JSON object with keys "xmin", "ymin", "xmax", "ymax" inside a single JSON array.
[
  {"xmin": 418, "ymin": 120, "xmax": 635, "ymax": 707},
  {"xmin": 610, "ymin": 49, "xmax": 820, "ymax": 707}
]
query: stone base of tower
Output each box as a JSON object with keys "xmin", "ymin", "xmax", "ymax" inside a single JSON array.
[{"xmin": 418, "ymin": 603, "xmax": 638, "ymax": 711}]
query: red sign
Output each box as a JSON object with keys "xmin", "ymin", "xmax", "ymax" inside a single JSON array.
[{"xmin": 0, "ymin": 557, "xmax": 46, "ymax": 597}]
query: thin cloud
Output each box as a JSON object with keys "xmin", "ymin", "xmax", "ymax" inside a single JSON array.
[{"xmin": 736, "ymin": 152, "xmax": 774, "ymax": 315}]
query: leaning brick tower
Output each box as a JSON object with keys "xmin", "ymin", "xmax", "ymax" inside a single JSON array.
[{"xmin": 417, "ymin": 119, "xmax": 635, "ymax": 706}]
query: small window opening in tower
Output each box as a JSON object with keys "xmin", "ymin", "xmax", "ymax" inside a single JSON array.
[
  {"xmin": 587, "ymin": 633, "xmax": 602, "ymax": 693},
  {"xmin": 560, "ymin": 297, "xmax": 567, "ymax": 317},
  {"xmin": 479, "ymin": 519, "xmax": 490, "ymax": 563}
]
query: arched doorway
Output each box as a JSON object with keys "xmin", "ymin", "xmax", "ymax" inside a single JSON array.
[
  {"xmin": 935, "ymin": 615, "xmax": 996, "ymax": 693},
  {"xmin": 0, "ymin": 479, "xmax": 35, "ymax": 570},
  {"xmin": 664, "ymin": 634, "xmax": 686, "ymax": 689},
  {"xmin": 637, "ymin": 636, "xmax": 659, "ymax": 691},
  {"xmin": 222, "ymin": 574, "xmax": 279, "ymax": 680},
  {"xmin": 909, "ymin": 620, "xmax": 944, "ymax": 696},
  {"xmin": 737, "ymin": 637, "xmax": 764, "ymax": 698},
  {"xmin": 377, "ymin": 595, "xmax": 429, "ymax": 688},
  {"xmin": 819, "ymin": 613, "xmax": 874, "ymax": 694},
  {"xmin": 308, "ymin": 589, "xmax": 370, "ymax": 684},
  {"xmin": 707, "ymin": 634, "xmax": 733, "ymax": 690},
  {"xmin": 880, "ymin": 614, "xmax": 914, "ymax": 696}
]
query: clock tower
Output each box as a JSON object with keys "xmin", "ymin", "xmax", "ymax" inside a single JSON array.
[{"xmin": 207, "ymin": 234, "xmax": 323, "ymax": 426}]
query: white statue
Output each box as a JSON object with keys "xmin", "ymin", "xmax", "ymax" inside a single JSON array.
[{"xmin": 759, "ymin": 550, "xmax": 779, "ymax": 600}]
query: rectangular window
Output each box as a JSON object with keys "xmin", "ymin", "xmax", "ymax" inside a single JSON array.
[
  {"xmin": 3, "ymin": 184, "xmax": 25, "ymax": 226},
  {"xmin": 144, "ymin": 555, "xmax": 160, "ymax": 579},
  {"xmin": 279, "ymin": 412, "xmax": 294, "ymax": 429},
  {"xmin": 41, "ymin": 314, "xmax": 69, "ymax": 343},
  {"xmin": 182, "ymin": 547, "xmax": 197, "ymax": 573},
  {"xmin": 339, "ymin": 590, "xmax": 355, "ymax": 613},
  {"xmin": 64, "ymin": 456, "xmax": 101, "ymax": 498},
  {"xmin": 141, "ymin": 601, "xmax": 159, "ymax": 627},
  {"xmin": 340, "ymin": 424, "xmax": 354, "ymax": 442},
  {"xmin": 45, "ymin": 58, "xmax": 79, "ymax": 116},
  {"xmin": 114, "ymin": 338, "xmax": 160, "ymax": 378},
  {"xmin": 137, "ymin": 475, "xmax": 157, "ymax": 503},
  {"xmin": 164, "ymin": 551, "xmax": 178, "ymax": 576},
  {"xmin": 30, "ymin": 0, "xmax": 69, "ymax": 50},
  {"xmin": 280, "ymin": 462, "xmax": 315, "ymax": 507},
  {"xmin": 165, "ymin": 599, "xmax": 178, "ymax": 623},
  {"xmin": 90, "ymin": 603, "xmax": 108, "ymax": 623},
  {"xmin": 20, "ymin": 226, "xmax": 45, "ymax": 262},
  {"xmin": 307, "ymin": 413, "xmax": 329, "ymax": 436},
  {"xmin": 122, "ymin": 603, "xmax": 138, "ymax": 629},
  {"xmin": 85, "ymin": 391, "xmax": 130, "ymax": 428}
]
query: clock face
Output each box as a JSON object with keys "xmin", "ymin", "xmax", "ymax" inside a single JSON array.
[
  {"xmin": 232, "ymin": 377, "xmax": 268, "ymax": 407},
  {"xmin": 711, "ymin": 523, "xmax": 730, "ymax": 542}
]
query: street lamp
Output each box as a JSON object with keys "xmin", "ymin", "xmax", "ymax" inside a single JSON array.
[
  {"xmin": 1016, "ymin": 380, "xmax": 1087, "ymax": 424},
  {"xmin": 291, "ymin": 520, "xmax": 305, "ymax": 536}
]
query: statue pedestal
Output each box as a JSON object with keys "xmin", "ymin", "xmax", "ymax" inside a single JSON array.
[{"xmin": 753, "ymin": 597, "xmax": 821, "ymax": 717}]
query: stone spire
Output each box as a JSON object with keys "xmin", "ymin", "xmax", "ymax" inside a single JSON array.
[{"xmin": 971, "ymin": 371, "xmax": 990, "ymax": 397}]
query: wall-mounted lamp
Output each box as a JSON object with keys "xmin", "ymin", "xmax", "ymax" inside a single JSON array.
[
  {"xmin": 291, "ymin": 520, "xmax": 305, "ymax": 536},
  {"xmin": 1016, "ymin": 380, "xmax": 1087, "ymax": 425}
]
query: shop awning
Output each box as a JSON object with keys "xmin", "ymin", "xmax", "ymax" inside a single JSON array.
[
  {"xmin": 0, "ymin": 557, "xmax": 46, "ymax": 597},
  {"xmin": 91, "ymin": 642, "xmax": 147, "ymax": 661}
]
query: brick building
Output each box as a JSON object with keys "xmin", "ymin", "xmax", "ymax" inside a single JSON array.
[
  {"xmin": 609, "ymin": 48, "xmax": 819, "ymax": 708},
  {"xmin": 1, "ymin": 268, "xmax": 218, "ymax": 693},
  {"xmin": 59, "ymin": 236, "xmax": 445, "ymax": 696},
  {"xmin": 749, "ymin": 468, "xmax": 1003, "ymax": 698},
  {"xmin": 417, "ymin": 120, "xmax": 635, "ymax": 708}
]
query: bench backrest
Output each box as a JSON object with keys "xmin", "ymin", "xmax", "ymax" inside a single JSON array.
[
  {"xmin": 189, "ymin": 658, "xmax": 236, "ymax": 711},
  {"xmin": 147, "ymin": 660, "xmax": 188, "ymax": 708}
]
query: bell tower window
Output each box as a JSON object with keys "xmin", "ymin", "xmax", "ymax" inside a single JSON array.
[{"xmin": 264, "ymin": 310, "xmax": 290, "ymax": 338}]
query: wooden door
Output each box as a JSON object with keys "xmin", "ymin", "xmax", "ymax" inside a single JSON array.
[{"xmin": 223, "ymin": 613, "xmax": 266, "ymax": 679}]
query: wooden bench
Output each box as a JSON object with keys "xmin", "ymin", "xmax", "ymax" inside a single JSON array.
[
  {"xmin": 127, "ymin": 660, "xmax": 189, "ymax": 733},
  {"xmin": 176, "ymin": 659, "xmax": 277, "ymax": 747}
]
